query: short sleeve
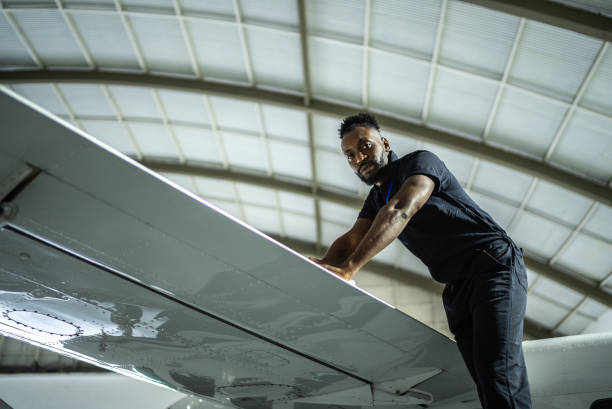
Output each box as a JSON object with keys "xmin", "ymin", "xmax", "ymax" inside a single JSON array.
[
  {"xmin": 395, "ymin": 150, "xmax": 447, "ymax": 192},
  {"xmin": 358, "ymin": 188, "xmax": 378, "ymax": 220}
]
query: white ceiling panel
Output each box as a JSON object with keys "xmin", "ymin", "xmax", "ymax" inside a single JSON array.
[
  {"xmin": 278, "ymin": 192, "xmax": 314, "ymax": 216},
  {"xmin": 221, "ymin": 132, "xmax": 268, "ymax": 172},
  {"xmin": 236, "ymin": 183, "xmax": 278, "ymax": 208},
  {"xmin": 181, "ymin": 0, "xmax": 235, "ymax": 17},
  {"xmin": 70, "ymin": 12, "xmax": 140, "ymax": 70},
  {"xmin": 548, "ymin": 108, "xmax": 612, "ymax": 182},
  {"xmin": 81, "ymin": 120, "xmax": 137, "ymax": 156},
  {"xmin": 261, "ymin": 105, "xmax": 308, "ymax": 143},
  {"xmin": 422, "ymin": 144, "xmax": 475, "ymax": 185},
  {"xmin": 0, "ymin": 13, "xmax": 36, "ymax": 68},
  {"xmin": 556, "ymin": 313, "xmax": 591, "ymax": 335},
  {"xmin": 246, "ymin": 28, "xmax": 303, "ymax": 92},
  {"xmin": 580, "ymin": 46, "xmax": 612, "ymax": 116},
  {"xmin": 384, "ymin": 132, "xmax": 419, "ymax": 157},
  {"xmin": 108, "ymin": 85, "xmax": 159, "ymax": 119},
  {"xmin": 584, "ymin": 204, "xmax": 612, "ymax": 242},
  {"xmin": 63, "ymin": 0, "xmax": 115, "ymax": 6},
  {"xmin": 439, "ymin": 1, "xmax": 520, "ymax": 77},
  {"xmin": 308, "ymin": 38, "xmax": 362, "ymax": 106},
  {"xmin": 128, "ymin": 122, "xmax": 179, "ymax": 159},
  {"xmin": 313, "ymin": 114, "xmax": 342, "ymax": 150},
  {"xmin": 512, "ymin": 211, "xmax": 572, "ymax": 258},
  {"xmin": 315, "ymin": 149, "xmax": 361, "ymax": 195},
  {"xmin": 282, "ymin": 213, "xmax": 316, "ymax": 243},
  {"xmin": 321, "ymin": 221, "xmax": 350, "ymax": 247},
  {"xmin": 526, "ymin": 269, "xmax": 539, "ymax": 289},
  {"xmin": 171, "ymin": 125, "xmax": 221, "ymax": 165},
  {"xmin": 556, "ymin": 234, "xmax": 612, "ymax": 281},
  {"xmin": 579, "ymin": 298, "xmax": 608, "ymax": 318},
  {"xmin": 531, "ymin": 276, "xmax": 584, "ymax": 309},
  {"xmin": 509, "ymin": 21, "xmax": 603, "ymax": 101},
  {"xmin": 193, "ymin": 176, "xmax": 236, "ymax": 201},
  {"xmin": 268, "ymin": 140, "xmax": 312, "ymax": 180},
  {"xmin": 368, "ymin": 50, "xmax": 429, "ymax": 119},
  {"xmin": 121, "ymin": 0, "xmax": 173, "ymax": 10},
  {"xmin": 58, "ymin": 84, "xmax": 114, "ymax": 117},
  {"xmin": 128, "ymin": 15, "xmax": 193, "ymax": 75},
  {"xmin": 428, "ymin": 68, "xmax": 498, "ymax": 137},
  {"xmin": 320, "ymin": 200, "xmax": 358, "ymax": 225},
  {"xmin": 207, "ymin": 199, "xmax": 242, "ymax": 220},
  {"xmin": 11, "ymin": 9, "xmax": 88, "ymax": 67},
  {"xmin": 210, "ymin": 96, "xmax": 258, "ymax": 133},
  {"xmin": 469, "ymin": 191, "xmax": 516, "ymax": 230},
  {"xmin": 526, "ymin": 181, "xmax": 593, "ymax": 226},
  {"xmin": 187, "ymin": 19, "xmax": 248, "ymax": 83},
  {"xmin": 305, "ymin": 0, "xmax": 364, "ymax": 42},
  {"xmin": 240, "ymin": 0, "xmax": 298, "ymax": 27},
  {"xmin": 373, "ymin": 240, "xmax": 402, "ymax": 265},
  {"xmin": 526, "ymin": 295, "xmax": 569, "ymax": 328},
  {"xmin": 395, "ymin": 248, "xmax": 429, "ymax": 277},
  {"xmin": 488, "ymin": 87, "xmax": 568, "ymax": 157},
  {"xmin": 370, "ymin": 0, "xmax": 441, "ymax": 58},
  {"xmin": 159, "ymin": 172, "xmax": 195, "ymax": 192},
  {"xmin": 472, "ymin": 161, "xmax": 533, "ymax": 203},
  {"xmin": 10, "ymin": 83, "xmax": 68, "ymax": 116},
  {"xmin": 157, "ymin": 89, "xmax": 210, "ymax": 125}
]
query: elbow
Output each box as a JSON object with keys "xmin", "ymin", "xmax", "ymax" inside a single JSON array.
[{"xmin": 382, "ymin": 206, "xmax": 411, "ymax": 227}]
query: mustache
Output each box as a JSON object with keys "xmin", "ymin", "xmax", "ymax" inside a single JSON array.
[{"xmin": 358, "ymin": 161, "xmax": 378, "ymax": 174}]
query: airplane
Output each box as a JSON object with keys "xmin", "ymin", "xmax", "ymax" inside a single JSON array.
[{"xmin": 0, "ymin": 85, "xmax": 611, "ymax": 409}]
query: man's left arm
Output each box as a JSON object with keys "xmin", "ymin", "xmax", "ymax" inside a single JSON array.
[{"xmin": 321, "ymin": 174, "xmax": 435, "ymax": 280}]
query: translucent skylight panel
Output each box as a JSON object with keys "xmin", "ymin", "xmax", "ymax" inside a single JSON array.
[
  {"xmin": 277, "ymin": 192, "xmax": 314, "ymax": 216},
  {"xmin": 322, "ymin": 221, "xmax": 350, "ymax": 247},
  {"xmin": 308, "ymin": 38, "xmax": 362, "ymax": 106},
  {"xmin": 580, "ymin": 46, "xmax": 612, "ymax": 116},
  {"xmin": 370, "ymin": 0, "xmax": 441, "ymax": 58},
  {"xmin": 422, "ymin": 143, "xmax": 475, "ymax": 185},
  {"xmin": 395, "ymin": 248, "xmax": 429, "ymax": 276},
  {"xmin": 128, "ymin": 15, "xmax": 193, "ymax": 75},
  {"xmin": 530, "ymin": 276, "xmax": 584, "ymax": 309},
  {"xmin": 439, "ymin": 1, "xmax": 520, "ymax": 77},
  {"xmin": 181, "ymin": 0, "xmax": 235, "ymax": 17},
  {"xmin": 193, "ymin": 176, "xmax": 236, "ymax": 201},
  {"xmin": 127, "ymin": 122, "xmax": 179, "ymax": 159},
  {"xmin": 383, "ymin": 132, "xmax": 419, "ymax": 156},
  {"xmin": 488, "ymin": 87, "xmax": 568, "ymax": 157},
  {"xmin": 11, "ymin": 83, "xmax": 67, "ymax": 116},
  {"xmin": 526, "ymin": 181, "xmax": 593, "ymax": 226},
  {"xmin": 70, "ymin": 13, "xmax": 140, "ymax": 70},
  {"xmin": 368, "ymin": 50, "xmax": 428, "ymax": 119},
  {"xmin": 549, "ymin": 108, "xmax": 612, "ymax": 182},
  {"xmin": 187, "ymin": 20, "xmax": 248, "ymax": 83},
  {"xmin": 313, "ymin": 114, "xmax": 342, "ymax": 150},
  {"xmin": 584, "ymin": 204, "xmax": 612, "ymax": 242},
  {"xmin": 526, "ymin": 269, "xmax": 539, "ymax": 289},
  {"xmin": 512, "ymin": 212, "xmax": 572, "ymax": 258},
  {"xmin": 508, "ymin": 21, "xmax": 602, "ymax": 101},
  {"xmin": 556, "ymin": 234, "xmax": 612, "ymax": 281},
  {"xmin": 268, "ymin": 140, "xmax": 312, "ymax": 180},
  {"xmin": 121, "ymin": 0, "xmax": 173, "ymax": 10},
  {"xmin": 172, "ymin": 125, "xmax": 221, "ymax": 164},
  {"xmin": 316, "ymin": 150, "xmax": 361, "ymax": 195},
  {"xmin": 108, "ymin": 86, "xmax": 160, "ymax": 120},
  {"xmin": 0, "ymin": 14, "xmax": 36, "ymax": 68},
  {"xmin": 221, "ymin": 132, "xmax": 268, "ymax": 172},
  {"xmin": 243, "ymin": 205, "xmax": 281, "ymax": 235},
  {"xmin": 207, "ymin": 199, "xmax": 242, "ymax": 220},
  {"xmin": 159, "ymin": 172, "xmax": 195, "ymax": 192},
  {"xmin": 57, "ymin": 84, "xmax": 114, "ymax": 117},
  {"xmin": 158, "ymin": 89, "xmax": 209, "ymax": 125},
  {"xmin": 11, "ymin": 10, "xmax": 88, "ymax": 67},
  {"xmin": 246, "ymin": 28, "xmax": 303, "ymax": 92},
  {"xmin": 261, "ymin": 105, "xmax": 308, "ymax": 143},
  {"xmin": 305, "ymin": 0, "xmax": 364, "ymax": 42},
  {"xmin": 580, "ymin": 298, "xmax": 607, "ymax": 318},
  {"xmin": 210, "ymin": 96, "xmax": 258, "ymax": 133},
  {"xmin": 526, "ymin": 295, "xmax": 569, "ymax": 328},
  {"xmin": 320, "ymin": 200, "xmax": 358, "ymax": 225},
  {"xmin": 469, "ymin": 192, "xmax": 516, "ymax": 230},
  {"xmin": 235, "ymin": 183, "xmax": 277, "ymax": 208},
  {"xmin": 240, "ymin": 0, "xmax": 298, "ymax": 27},
  {"xmin": 428, "ymin": 68, "xmax": 498, "ymax": 137},
  {"xmin": 282, "ymin": 213, "xmax": 316, "ymax": 243},
  {"xmin": 81, "ymin": 120, "xmax": 137, "ymax": 156},
  {"xmin": 373, "ymin": 241, "xmax": 402, "ymax": 265},
  {"xmin": 556, "ymin": 314, "xmax": 591, "ymax": 335},
  {"xmin": 472, "ymin": 161, "xmax": 533, "ymax": 203}
]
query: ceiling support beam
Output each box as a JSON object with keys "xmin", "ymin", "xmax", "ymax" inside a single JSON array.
[
  {"xmin": 142, "ymin": 160, "xmax": 612, "ymax": 310},
  {"xmin": 459, "ymin": 0, "xmax": 612, "ymax": 42},
  {"xmin": 2, "ymin": 70, "xmax": 610, "ymax": 207}
]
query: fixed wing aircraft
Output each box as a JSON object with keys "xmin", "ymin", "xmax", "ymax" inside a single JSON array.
[{"xmin": 0, "ymin": 85, "xmax": 611, "ymax": 409}]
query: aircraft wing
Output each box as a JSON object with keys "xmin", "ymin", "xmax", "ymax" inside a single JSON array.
[{"xmin": 0, "ymin": 86, "xmax": 476, "ymax": 408}]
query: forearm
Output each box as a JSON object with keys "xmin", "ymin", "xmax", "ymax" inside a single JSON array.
[{"xmin": 320, "ymin": 233, "xmax": 360, "ymax": 266}]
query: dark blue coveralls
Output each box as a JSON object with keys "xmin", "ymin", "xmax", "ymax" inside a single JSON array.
[{"xmin": 358, "ymin": 150, "xmax": 532, "ymax": 409}]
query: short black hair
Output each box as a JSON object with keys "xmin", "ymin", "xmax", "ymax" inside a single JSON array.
[{"xmin": 338, "ymin": 112, "xmax": 381, "ymax": 139}]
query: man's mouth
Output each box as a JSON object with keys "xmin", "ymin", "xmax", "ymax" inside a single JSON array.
[{"xmin": 359, "ymin": 162, "xmax": 376, "ymax": 176}]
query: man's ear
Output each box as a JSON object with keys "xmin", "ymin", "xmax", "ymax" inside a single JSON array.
[{"xmin": 381, "ymin": 137, "xmax": 391, "ymax": 152}]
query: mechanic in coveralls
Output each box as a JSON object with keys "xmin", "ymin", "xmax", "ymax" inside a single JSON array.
[{"xmin": 310, "ymin": 113, "xmax": 532, "ymax": 409}]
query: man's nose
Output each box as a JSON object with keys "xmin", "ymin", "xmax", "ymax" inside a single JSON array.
[{"xmin": 355, "ymin": 151, "xmax": 368, "ymax": 165}]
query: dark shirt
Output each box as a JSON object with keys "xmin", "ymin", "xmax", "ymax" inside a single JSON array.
[{"xmin": 358, "ymin": 150, "xmax": 509, "ymax": 284}]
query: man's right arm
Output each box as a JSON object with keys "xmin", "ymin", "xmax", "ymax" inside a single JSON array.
[{"xmin": 311, "ymin": 218, "xmax": 372, "ymax": 266}]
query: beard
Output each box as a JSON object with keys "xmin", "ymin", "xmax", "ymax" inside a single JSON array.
[{"xmin": 356, "ymin": 151, "xmax": 391, "ymax": 185}]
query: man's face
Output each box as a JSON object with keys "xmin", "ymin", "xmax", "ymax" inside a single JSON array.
[{"xmin": 341, "ymin": 126, "xmax": 391, "ymax": 185}]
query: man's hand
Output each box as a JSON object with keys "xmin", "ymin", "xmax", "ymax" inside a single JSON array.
[{"xmin": 308, "ymin": 257, "xmax": 354, "ymax": 280}]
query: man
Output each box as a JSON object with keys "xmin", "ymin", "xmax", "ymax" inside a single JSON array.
[{"xmin": 310, "ymin": 113, "xmax": 532, "ymax": 409}]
